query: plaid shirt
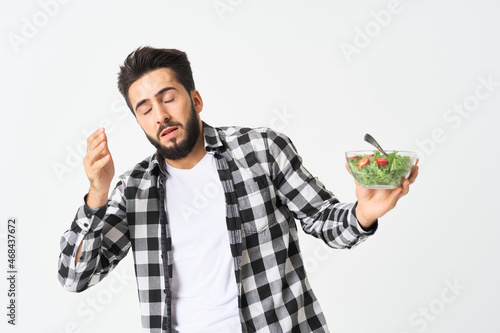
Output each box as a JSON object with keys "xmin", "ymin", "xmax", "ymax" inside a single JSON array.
[{"xmin": 58, "ymin": 122, "xmax": 377, "ymax": 332}]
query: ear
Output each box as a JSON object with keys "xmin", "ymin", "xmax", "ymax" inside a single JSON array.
[{"xmin": 191, "ymin": 89, "xmax": 203, "ymax": 114}]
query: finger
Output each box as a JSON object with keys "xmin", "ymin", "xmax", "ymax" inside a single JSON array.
[
  {"xmin": 392, "ymin": 178, "xmax": 412, "ymax": 205},
  {"xmin": 408, "ymin": 158, "xmax": 419, "ymax": 183},
  {"xmin": 92, "ymin": 153, "xmax": 112, "ymax": 171},
  {"xmin": 88, "ymin": 135, "xmax": 112, "ymax": 164},
  {"xmin": 388, "ymin": 186, "xmax": 404, "ymax": 207},
  {"xmin": 86, "ymin": 140, "xmax": 108, "ymax": 166},
  {"xmin": 87, "ymin": 128, "xmax": 104, "ymax": 148},
  {"xmin": 87, "ymin": 129, "xmax": 107, "ymax": 152},
  {"xmin": 345, "ymin": 163, "xmax": 352, "ymax": 175},
  {"xmin": 345, "ymin": 163, "xmax": 363, "ymax": 188},
  {"xmin": 408, "ymin": 165, "xmax": 419, "ymax": 184},
  {"xmin": 400, "ymin": 179, "xmax": 410, "ymax": 197}
]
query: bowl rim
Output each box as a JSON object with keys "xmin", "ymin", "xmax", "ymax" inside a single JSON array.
[
  {"xmin": 345, "ymin": 150, "xmax": 418, "ymax": 156},
  {"xmin": 345, "ymin": 150, "xmax": 417, "ymax": 188}
]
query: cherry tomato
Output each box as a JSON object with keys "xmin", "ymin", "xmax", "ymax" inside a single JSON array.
[
  {"xmin": 357, "ymin": 157, "xmax": 370, "ymax": 169},
  {"xmin": 375, "ymin": 158, "xmax": 388, "ymax": 166}
]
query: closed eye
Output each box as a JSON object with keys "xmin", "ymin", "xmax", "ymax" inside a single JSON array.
[
  {"xmin": 143, "ymin": 109, "xmax": 152, "ymax": 115},
  {"xmin": 163, "ymin": 98, "xmax": 174, "ymax": 103}
]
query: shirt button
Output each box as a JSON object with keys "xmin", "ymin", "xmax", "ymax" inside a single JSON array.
[{"xmin": 83, "ymin": 223, "xmax": 89, "ymax": 228}]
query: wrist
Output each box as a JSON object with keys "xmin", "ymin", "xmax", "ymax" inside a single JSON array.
[
  {"xmin": 86, "ymin": 186, "xmax": 109, "ymax": 209},
  {"xmin": 355, "ymin": 204, "xmax": 377, "ymax": 230}
]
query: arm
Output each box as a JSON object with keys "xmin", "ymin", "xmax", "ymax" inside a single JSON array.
[
  {"xmin": 267, "ymin": 130, "xmax": 376, "ymax": 249},
  {"xmin": 58, "ymin": 178, "xmax": 130, "ymax": 292},
  {"xmin": 58, "ymin": 128, "xmax": 130, "ymax": 292},
  {"xmin": 74, "ymin": 188, "xmax": 108, "ymax": 265},
  {"xmin": 349, "ymin": 162, "xmax": 418, "ymax": 229}
]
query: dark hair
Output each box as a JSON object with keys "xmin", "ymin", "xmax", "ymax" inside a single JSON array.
[{"xmin": 117, "ymin": 46, "xmax": 195, "ymax": 114}]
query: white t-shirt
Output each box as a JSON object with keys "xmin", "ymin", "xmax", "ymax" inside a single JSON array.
[{"xmin": 165, "ymin": 153, "xmax": 242, "ymax": 333}]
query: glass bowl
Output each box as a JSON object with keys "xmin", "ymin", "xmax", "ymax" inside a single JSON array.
[{"xmin": 345, "ymin": 150, "xmax": 418, "ymax": 189}]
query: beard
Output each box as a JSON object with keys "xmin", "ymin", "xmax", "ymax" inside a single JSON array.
[{"xmin": 145, "ymin": 104, "xmax": 201, "ymax": 160}]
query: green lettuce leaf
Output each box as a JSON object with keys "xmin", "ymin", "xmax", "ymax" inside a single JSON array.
[{"xmin": 348, "ymin": 151, "xmax": 412, "ymax": 187}]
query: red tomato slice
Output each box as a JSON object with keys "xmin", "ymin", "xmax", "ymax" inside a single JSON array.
[
  {"xmin": 357, "ymin": 157, "xmax": 370, "ymax": 168},
  {"xmin": 348, "ymin": 155, "xmax": 359, "ymax": 161},
  {"xmin": 375, "ymin": 158, "xmax": 388, "ymax": 166}
]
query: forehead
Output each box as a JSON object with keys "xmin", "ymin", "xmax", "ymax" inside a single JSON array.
[{"xmin": 128, "ymin": 68, "xmax": 181, "ymax": 101}]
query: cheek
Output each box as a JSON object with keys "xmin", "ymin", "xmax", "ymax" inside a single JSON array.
[
  {"xmin": 137, "ymin": 120, "xmax": 155, "ymax": 136},
  {"xmin": 178, "ymin": 99, "xmax": 192, "ymax": 114}
]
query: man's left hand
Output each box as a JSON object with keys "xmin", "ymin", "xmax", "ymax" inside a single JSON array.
[{"xmin": 346, "ymin": 161, "xmax": 419, "ymax": 230}]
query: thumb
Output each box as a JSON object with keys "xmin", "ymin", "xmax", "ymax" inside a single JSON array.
[
  {"xmin": 345, "ymin": 163, "xmax": 362, "ymax": 188},
  {"xmin": 345, "ymin": 163, "xmax": 352, "ymax": 175},
  {"xmin": 387, "ymin": 186, "xmax": 404, "ymax": 207}
]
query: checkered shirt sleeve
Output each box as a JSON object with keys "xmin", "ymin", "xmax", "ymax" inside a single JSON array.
[
  {"xmin": 266, "ymin": 129, "xmax": 377, "ymax": 248},
  {"xmin": 57, "ymin": 177, "xmax": 131, "ymax": 292}
]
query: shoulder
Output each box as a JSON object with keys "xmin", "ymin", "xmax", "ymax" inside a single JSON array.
[
  {"xmin": 117, "ymin": 153, "xmax": 158, "ymax": 185},
  {"xmin": 215, "ymin": 125, "xmax": 292, "ymax": 148}
]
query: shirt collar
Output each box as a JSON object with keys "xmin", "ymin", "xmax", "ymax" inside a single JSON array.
[
  {"xmin": 202, "ymin": 121, "xmax": 224, "ymax": 152},
  {"xmin": 150, "ymin": 121, "xmax": 223, "ymax": 175}
]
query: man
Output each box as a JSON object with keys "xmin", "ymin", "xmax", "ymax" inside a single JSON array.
[{"xmin": 58, "ymin": 46, "xmax": 418, "ymax": 333}]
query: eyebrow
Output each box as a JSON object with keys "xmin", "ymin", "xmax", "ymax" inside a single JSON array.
[{"xmin": 134, "ymin": 87, "xmax": 178, "ymax": 112}]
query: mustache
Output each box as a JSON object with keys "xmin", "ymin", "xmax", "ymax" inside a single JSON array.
[{"xmin": 157, "ymin": 121, "xmax": 183, "ymax": 138}]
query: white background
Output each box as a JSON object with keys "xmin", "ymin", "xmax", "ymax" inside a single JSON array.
[{"xmin": 1, "ymin": 0, "xmax": 499, "ymax": 332}]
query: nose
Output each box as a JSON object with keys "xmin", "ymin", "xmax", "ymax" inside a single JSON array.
[{"xmin": 154, "ymin": 103, "xmax": 171, "ymax": 124}]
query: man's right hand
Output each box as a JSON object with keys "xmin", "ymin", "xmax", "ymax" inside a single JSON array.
[{"xmin": 83, "ymin": 128, "xmax": 115, "ymax": 209}]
